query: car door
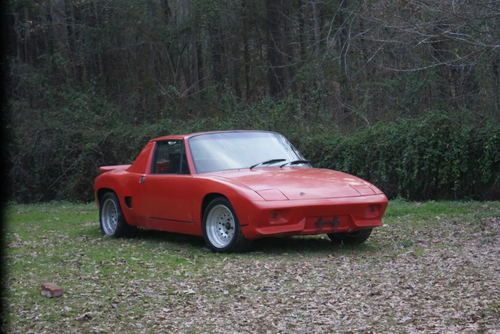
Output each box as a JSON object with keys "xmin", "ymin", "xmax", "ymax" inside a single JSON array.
[{"xmin": 139, "ymin": 140, "xmax": 195, "ymax": 232}]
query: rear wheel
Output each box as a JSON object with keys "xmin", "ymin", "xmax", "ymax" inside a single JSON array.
[
  {"xmin": 99, "ymin": 192, "xmax": 137, "ymax": 237},
  {"xmin": 327, "ymin": 228, "xmax": 372, "ymax": 245},
  {"xmin": 202, "ymin": 197, "xmax": 251, "ymax": 252}
]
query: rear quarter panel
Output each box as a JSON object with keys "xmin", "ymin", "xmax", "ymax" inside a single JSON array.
[{"xmin": 94, "ymin": 170, "xmax": 143, "ymax": 226}]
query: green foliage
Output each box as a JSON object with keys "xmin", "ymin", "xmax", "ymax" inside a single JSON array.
[
  {"xmin": 9, "ymin": 87, "xmax": 499, "ymax": 202},
  {"xmin": 303, "ymin": 112, "xmax": 499, "ymax": 200}
]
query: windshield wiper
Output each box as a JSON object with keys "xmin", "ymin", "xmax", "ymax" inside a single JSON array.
[
  {"xmin": 280, "ymin": 159, "xmax": 311, "ymax": 168},
  {"xmin": 249, "ymin": 159, "xmax": 287, "ymax": 170}
]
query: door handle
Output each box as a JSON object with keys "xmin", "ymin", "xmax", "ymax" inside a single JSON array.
[{"xmin": 139, "ymin": 175, "xmax": 146, "ymax": 184}]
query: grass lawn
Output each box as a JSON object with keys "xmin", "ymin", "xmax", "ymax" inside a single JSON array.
[{"xmin": 4, "ymin": 200, "xmax": 500, "ymax": 333}]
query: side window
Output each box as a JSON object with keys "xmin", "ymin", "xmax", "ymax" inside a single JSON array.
[{"xmin": 152, "ymin": 140, "xmax": 189, "ymax": 174}]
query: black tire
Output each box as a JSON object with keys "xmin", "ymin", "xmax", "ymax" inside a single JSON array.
[
  {"xmin": 99, "ymin": 192, "xmax": 137, "ymax": 238},
  {"xmin": 327, "ymin": 228, "xmax": 372, "ymax": 245},
  {"xmin": 202, "ymin": 197, "xmax": 252, "ymax": 252}
]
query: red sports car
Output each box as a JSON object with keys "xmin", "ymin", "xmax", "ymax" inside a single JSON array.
[{"xmin": 94, "ymin": 130, "xmax": 388, "ymax": 252}]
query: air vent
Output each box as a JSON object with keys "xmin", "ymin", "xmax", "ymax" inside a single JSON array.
[{"xmin": 124, "ymin": 196, "xmax": 133, "ymax": 208}]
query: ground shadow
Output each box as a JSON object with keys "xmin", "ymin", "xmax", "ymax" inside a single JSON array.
[
  {"xmin": 83, "ymin": 223, "xmax": 380, "ymax": 256},
  {"xmin": 131, "ymin": 228, "xmax": 380, "ymax": 256},
  {"xmin": 134, "ymin": 228, "xmax": 206, "ymax": 248},
  {"xmin": 250, "ymin": 236, "xmax": 380, "ymax": 256}
]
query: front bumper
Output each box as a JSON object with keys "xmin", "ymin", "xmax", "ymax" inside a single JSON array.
[{"xmin": 240, "ymin": 194, "xmax": 388, "ymax": 239}]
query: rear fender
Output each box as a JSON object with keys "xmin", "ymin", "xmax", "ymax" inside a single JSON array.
[{"xmin": 94, "ymin": 172, "xmax": 137, "ymax": 226}]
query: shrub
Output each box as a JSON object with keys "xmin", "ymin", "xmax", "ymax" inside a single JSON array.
[
  {"xmin": 8, "ymin": 93, "xmax": 499, "ymax": 202},
  {"xmin": 300, "ymin": 113, "xmax": 499, "ymax": 200}
]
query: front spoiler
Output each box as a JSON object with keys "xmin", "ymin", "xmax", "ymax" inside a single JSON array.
[{"xmin": 240, "ymin": 194, "xmax": 388, "ymax": 239}]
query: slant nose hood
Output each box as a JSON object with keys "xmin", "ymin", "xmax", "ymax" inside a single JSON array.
[{"xmin": 209, "ymin": 168, "xmax": 380, "ymax": 200}]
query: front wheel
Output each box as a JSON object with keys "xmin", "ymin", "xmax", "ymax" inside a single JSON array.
[
  {"xmin": 327, "ymin": 228, "xmax": 372, "ymax": 245},
  {"xmin": 202, "ymin": 197, "xmax": 251, "ymax": 252},
  {"xmin": 99, "ymin": 192, "xmax": 137, "ymax": 237}
]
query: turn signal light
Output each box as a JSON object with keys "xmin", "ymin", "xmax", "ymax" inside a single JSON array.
[
  {"xmin": 269, "ymin": 210, "xmax": 289, "ymax": 224},
  {"xmin": 364, "ymin": 204, "xmax": 381, "ymax": 218}
]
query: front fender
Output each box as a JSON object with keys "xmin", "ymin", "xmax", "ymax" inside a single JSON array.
[{"xmin": 193, "ymin": 176, "xmax": 264, "ymax": 232}]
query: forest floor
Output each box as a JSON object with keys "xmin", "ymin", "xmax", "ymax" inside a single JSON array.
[{"xmin": 4, "ymin": 200, "xmax": 500, "ymax": 333}]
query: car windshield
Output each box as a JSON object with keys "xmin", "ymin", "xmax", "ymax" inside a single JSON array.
[{"xmin": 189, "ymin": 132, "xmax": 307, "ymax": 173}]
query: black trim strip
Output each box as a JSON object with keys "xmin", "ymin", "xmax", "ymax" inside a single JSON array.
[{"xmin": 149, "ymin": 216, "xmax": 192, "ymax": 224}]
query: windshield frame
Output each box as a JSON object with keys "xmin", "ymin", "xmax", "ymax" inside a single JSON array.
[{"xmin": 187, "ymin": 131, "xmax": 307, "ymax": 174}]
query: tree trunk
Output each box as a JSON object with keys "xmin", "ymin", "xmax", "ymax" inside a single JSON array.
[
  {"xmin": 210, "ymin": 26, "xmax": 223, "ymax": 90},
  {"xmin": 266, "ymin": 0, "xmax": 284, "ymax": 97}
]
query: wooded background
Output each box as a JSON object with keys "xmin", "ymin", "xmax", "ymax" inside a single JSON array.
[{"xmin": 6, "ymin": 0, "xmax": 500, "ymax": 202}]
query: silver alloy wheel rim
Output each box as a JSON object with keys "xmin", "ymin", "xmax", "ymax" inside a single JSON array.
[
  {"xmin": 101, "ymin": 198, "xmax": 119, "ymax": 235},
  {"xmin": 206, "ymin": 204, "xmax": 236, "ymax": 248}
]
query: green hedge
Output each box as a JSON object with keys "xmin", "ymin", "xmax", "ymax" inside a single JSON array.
[
  {"xmin": 301, "ymin": 113, "xmax": 499, "ymax": 200},
  {"xmin": 8, "ymin": 94, "xmax": 499, "ymax": 201}
]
